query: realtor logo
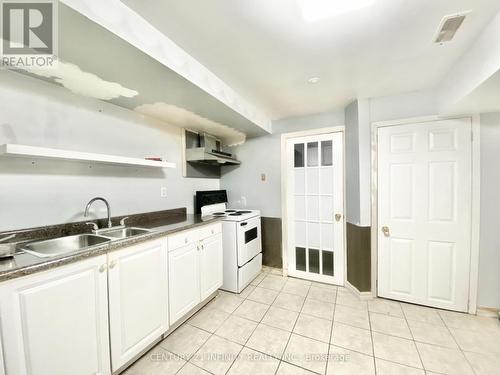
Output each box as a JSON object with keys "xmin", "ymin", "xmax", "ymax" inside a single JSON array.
[{"xmin": 1, "ymin": 0, "xmax": 58, "ymax": 68}]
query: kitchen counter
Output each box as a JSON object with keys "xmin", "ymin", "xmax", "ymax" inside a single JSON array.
[{"xmin": 0, "ymin": 209, "xmax": 220, "ymax": 282}]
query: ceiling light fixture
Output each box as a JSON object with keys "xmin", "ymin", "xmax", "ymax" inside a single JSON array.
[
  {"xmin": 307, "ymin": 77, "xmax": 320, "ymax": 84},
  {"xmin": 297, "ymin": 0, "xmax": 375, "ymax": 22}
]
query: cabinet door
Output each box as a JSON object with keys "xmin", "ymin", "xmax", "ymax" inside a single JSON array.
[
  {"xmin": 108, "ymin": 238, "xmax": 169, "ymax": 371},
  {"xmin": 200, "ymin": 233, "xmax": 223, "ymax": 300},
  {"xmin": 0, "ymin": 255, "xmax": 110, "ymax": 375},
  {"xmin": 168, "ymin": 243, "xmax": 200, "ymax": 324}
]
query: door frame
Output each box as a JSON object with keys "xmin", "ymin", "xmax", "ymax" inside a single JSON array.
[
  {"xmin": 281, "ymin": 126, "xmax": 346, "ymax": 284},
  {"xmin": 370, "ymin": 115, "xmax": 480, "ymax": 314}
]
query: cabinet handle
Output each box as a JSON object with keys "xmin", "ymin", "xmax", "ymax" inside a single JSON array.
[
  {"xmin": 184, "ymin": 238, "xmax": 188, "ymax": 244},
  {"xmin": 99, "ymin": 264, "xmax": 107, "ymax": 273},
  {"xmin": 109, "ymin": 260, "xmax": 117, "ymax": 269},
  {"xmin": 201, "ymin": 244, "xmax": 204, "ymax": 250},
  {"xmin": 334, "ymin": 213, "xmax": 342, "ymax": 222},
  {"xmin": 211, "ymin": 229, "xmax": 214, "ymax": 234}
]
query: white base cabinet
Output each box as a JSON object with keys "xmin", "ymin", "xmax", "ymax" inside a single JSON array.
[
  {"xmin": 168, "ymin": 223, "xmax": 223, "ymax": 325},
  {"xmin": 168, "ymin": 243, "xmax": 200, "ymax": 323},
  {"xmin": 200, "ymin": 234, "xmax": 223, "ymax": 300},
  {"xmin": 0, "ymin": 255, "xmax": 111, "ymax": 375},
  {"xmin": 108, "ymin": 238, "xmax": 169, "ymax": 372},
  {"xmin": 0, "ymin": 221, "xmax": 223, "ymax": 374}
]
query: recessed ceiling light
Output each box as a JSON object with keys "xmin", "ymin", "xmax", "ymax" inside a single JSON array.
[
  {"xmin": 297, "ymin": 0, "xmax": 375, "ymax": 22},
  {"xmin": 308, "ymin": 77, "xmax": 320, "ymax": 84}
]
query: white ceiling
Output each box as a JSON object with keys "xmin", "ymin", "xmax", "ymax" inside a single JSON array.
[
  {"xmin": 122, "ymin": 0, "xmax": 500, "ymax": 120},
  {"xmin": 446, "ymin": 68, "xmax": 500, "ymax": 115}
]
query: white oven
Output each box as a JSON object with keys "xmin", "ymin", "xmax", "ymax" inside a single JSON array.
[
  {"xmin": 196, "ymin": 190, "xmax": 262, "ymax": 293},
  {"xmin": 237, "ymin": 216, "xmax": 261, "ymax": 266}
]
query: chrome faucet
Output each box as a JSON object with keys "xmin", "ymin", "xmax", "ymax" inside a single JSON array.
[{"xmin": 84, "ymin": 197, "xmax": 112, "ymax": 228}]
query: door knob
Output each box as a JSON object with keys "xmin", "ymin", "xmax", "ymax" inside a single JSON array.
[
  {"xmin": 109, "ymin": 260, "xmax": 117, "ymax": 269},
  {"xmin": 99, "ymin": 264, "xmax": 107, "ymax": 273},
  {"xmin": 334, "ymin": 213, "xmax": 342, "ymax": 222},
  {"xmin": 381, "ymin": 226, "xmax": 390, "ymax": 237}
]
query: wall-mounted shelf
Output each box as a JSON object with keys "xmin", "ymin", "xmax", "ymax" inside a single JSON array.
[{"xmin": 0, "ymin": 144, "xmax": 176, "ymax": 169}]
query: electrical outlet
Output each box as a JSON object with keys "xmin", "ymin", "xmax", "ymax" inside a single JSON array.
[{"xmin": 160, "ymin": 187, "xmax": 167, "ymax": 198}]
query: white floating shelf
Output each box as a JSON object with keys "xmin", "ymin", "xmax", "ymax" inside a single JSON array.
[{"xmin": 0, "ymin": 144, "xmax": 176, "ymax": 169}]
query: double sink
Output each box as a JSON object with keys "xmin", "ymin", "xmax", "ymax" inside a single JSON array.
[{"xmin": 21, "ymin": 227, "xmax": 152, "ymax": 258}]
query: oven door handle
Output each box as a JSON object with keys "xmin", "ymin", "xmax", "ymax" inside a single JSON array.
[{"xmin": 240, "ymin": 222, "xmax": 248, "ymax": 226}]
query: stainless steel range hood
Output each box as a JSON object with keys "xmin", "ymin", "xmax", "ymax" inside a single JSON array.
[{"xmin": 186, "ymin": 133, "xmax": 241, "ymax": 165}]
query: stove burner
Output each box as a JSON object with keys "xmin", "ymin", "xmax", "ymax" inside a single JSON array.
[
  {"xmin": 225, "ymin": 210, "xmax": 237, "ymax": 213},
  {"xmin": 237, "ymin": 210, "xmax": 252, "ymax": 214},
  {"xmin": 229, "ymin": 212, "xmax": 242, "ymax": 216}
]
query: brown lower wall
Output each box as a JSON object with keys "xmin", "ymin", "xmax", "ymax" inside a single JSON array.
[
  {"xmin": 261, "ymin": 217, "xmax": 283, "ymax": 268},
  {"xmin": 346, "ymin": 222, "xmax": 371, "ymax": 292},
  {"xmin": 260, "ymin": 217, "xmax": 371, "ymax": 292}
]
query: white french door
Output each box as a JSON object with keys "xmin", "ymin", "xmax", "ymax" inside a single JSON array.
[
  {"xmin": 285, "ymin": 131, "xmax": 344, "ymax": 285},
  {"xmin": 377, "ymin": 118, "xmax": 472, "ymax": 312}
]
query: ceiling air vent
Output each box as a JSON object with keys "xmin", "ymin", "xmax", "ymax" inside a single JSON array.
[{"xmin": 434, "ymin": 12, "xmax": 469, "ymax": 43}]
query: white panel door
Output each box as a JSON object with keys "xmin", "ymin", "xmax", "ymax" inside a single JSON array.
[
  {"xmin": 108, "ymin": 238, "xmax": 169, "ymax": 371},
  {"xmin": 200, "ymin": 234, "xmax": 223, "ymax": 300},
  {"xmin": 377, "ymin": 118, "xmax": 472, "ymax": 312},
  {"xmin": 0, "ymin": 255, "xmax": 110, "ymax": 375},
  {"xmin": 286, "ymin": 132, "xmax": 344, "ymax": 285},
  {"xmin": 168, "ymin": 243, "xmax": 200, "ymax": 325}
]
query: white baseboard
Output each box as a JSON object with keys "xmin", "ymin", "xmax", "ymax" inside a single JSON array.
[{"xmin": 344, "ymin": 280, "xmax": 375, "ymax": 300}]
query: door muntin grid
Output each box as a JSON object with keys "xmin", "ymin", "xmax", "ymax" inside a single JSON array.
[{"xmin": 293, "ymin": 138, "xmax": 335, "ymax": 277}]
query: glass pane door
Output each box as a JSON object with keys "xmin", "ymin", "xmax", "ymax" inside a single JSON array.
[{"xmin": 287, "ymin": 132, "xmax": 344, "ymax": 285}]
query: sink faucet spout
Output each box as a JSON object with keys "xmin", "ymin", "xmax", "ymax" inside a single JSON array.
[{"xmin": 84, "ymin": 197, "xmax": 112, "ymax": 228}]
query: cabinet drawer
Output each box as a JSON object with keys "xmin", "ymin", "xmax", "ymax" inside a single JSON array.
[
  {"xmin": 168, "ymin": 229, "xmax": 199, "ymax": 251},
  {"xmin": 199, "ymin": 223, "xmax": 222, "ymax": 240}
]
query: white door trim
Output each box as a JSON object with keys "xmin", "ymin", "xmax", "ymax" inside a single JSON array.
[
  {"xmin": 281, "ymin": 126, "xmax": 346, "ymax": 283},
  {"xmin": 370, "ymin": 115, "xmax": 480, "ymax": 314}
]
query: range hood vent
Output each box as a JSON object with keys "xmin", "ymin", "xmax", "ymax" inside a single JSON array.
[
  {"xmin": 435, "ymin": 13, "xmax": 468, "ymax": 43},
  {"xmin": 185, "ymin": 132, "xmax": 240, "ymax": 166}
]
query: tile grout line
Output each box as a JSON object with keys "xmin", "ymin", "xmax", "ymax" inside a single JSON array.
[
  {"xmin": 181, "ymin": 270, "xmax": 499, "ymax": 375},
  {"xmin": 438, "ymin": 310, "xmax": 479, "ymax": 375},
  {"xmin": 170, "ymin": 270, "xmax": 308, "ymax": 375},
  {"xmin": 366, "ymin": 296, "xmax": 377, "ymax": 375},
  {"xmin": 273, "ymin": 276, "xmax": 309, "ymax": 375},
  {"xmin": 324, "ymin": 286, "xmax": 338, "ymax": 375},
  {"xmin": 401, "ymin": 304, "xmax": 425, "ymax": 373},
  {"xmin": 184, "ymin": 305, "xmax": 235, "ymax": 374},
  {"xmin": 225, "ymin": 272, "xmax": 285, "ymax": 375},
  {"xmin": 181, "ymin": 272, "xmax": 267, "ymax": 375},
  {"xmin": 278, "ymin": 279, "xmax": 316, "ymax": 374},
  {"xmin": 223, "ymin": 273, "xmax": 277, "ymax": 375},
  {"xmin": 172, "ymin": 272, "xmax": 499, "ymax": 375}
]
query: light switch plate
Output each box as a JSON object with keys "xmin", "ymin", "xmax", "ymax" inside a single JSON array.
[{"xmin": 160, "ymin": 187, "xmax": 167, "ymax": 197}]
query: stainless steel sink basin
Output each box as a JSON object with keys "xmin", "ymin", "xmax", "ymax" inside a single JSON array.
[
  {"xmin": 22, "ymin": 234, "xmax": 111, "ymax": 258},
  {"xmin": 97, "ymin": 227, "xmax": 151, "ymax": 240}
]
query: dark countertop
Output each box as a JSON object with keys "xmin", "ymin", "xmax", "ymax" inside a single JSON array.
[{"xmin": 0, "ymin": 210, "xmax": 221, "ymax": 283}]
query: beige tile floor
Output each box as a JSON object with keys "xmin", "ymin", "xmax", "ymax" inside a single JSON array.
[{"xmin": 124, "ymin": 266, "xmax": 500, "ymax": 375}]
